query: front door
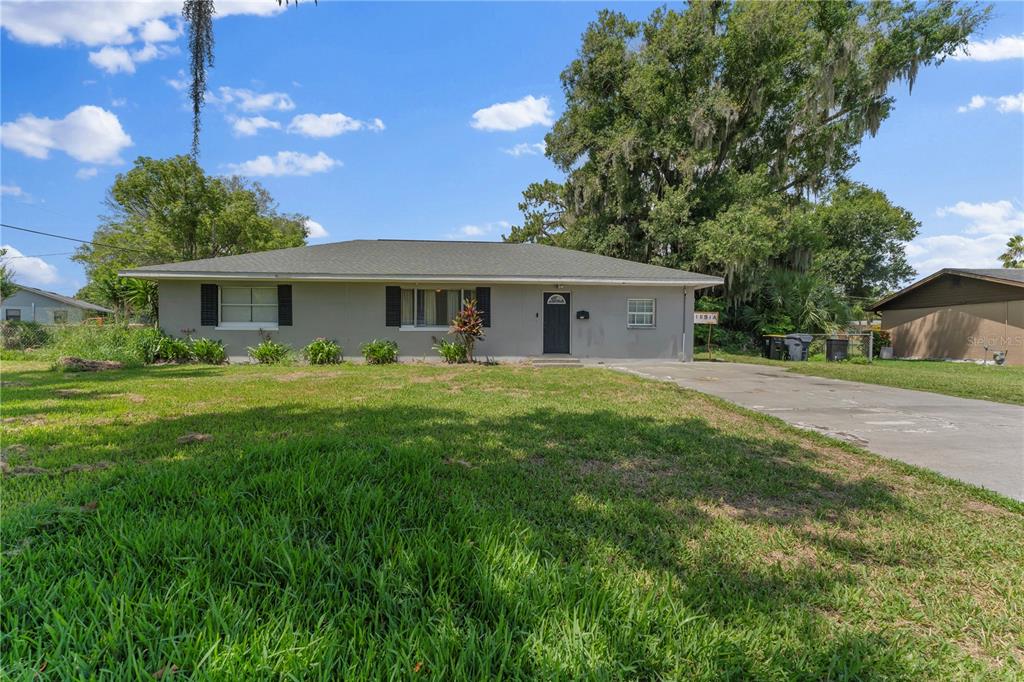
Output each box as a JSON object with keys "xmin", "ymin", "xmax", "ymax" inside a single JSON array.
[{"xmin": 543, "ymin": 292, "xmax": 570, "ymax": 354}]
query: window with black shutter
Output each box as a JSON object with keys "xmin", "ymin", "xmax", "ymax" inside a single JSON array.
[
  {"xmin": 476, "ymin": 287, "xmax": 491, "ymax": 327},
  {"xmin": 200, "ymin": 284, "xmax": 218, "ymax": 326},
  {"xmin": 385, "ymin": 286, "xmax": 402, "ymax": 327},
  {"xmin": 278, "ymin": 285, "xmax": 292, "ymax": 326}
]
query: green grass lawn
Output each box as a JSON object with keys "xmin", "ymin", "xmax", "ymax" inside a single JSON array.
[
  {"xmin": 2, "ymin": 361, "xmax": 1021, "ymax": 679},
  {"xmin": 709, "ymin": 353, "xmax": 1024, "ymax": 405}
]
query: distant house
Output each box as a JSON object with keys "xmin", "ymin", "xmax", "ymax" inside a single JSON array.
[
  {"xmin": 868, "ymin": 268, "xmax": 1024, "ymax": 365},
  {"xmin": 0, "ymin": 286, "xmax": 112, "ymax": 324},
  {"xmin": 121, "ymin": 239, "xmax": 723, "ymax": 360}
]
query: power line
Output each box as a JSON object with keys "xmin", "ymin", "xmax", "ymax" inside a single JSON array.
[{"xmin": 0, "ymin": 222, "xmax": 154, "ymax": 256}]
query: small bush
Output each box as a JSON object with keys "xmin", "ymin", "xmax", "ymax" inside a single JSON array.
[
  {"xmin": 0, "ymin": 321, "xmax": 51, "ymax": 350},
  {"xmin": 361, "ymin": 339, "xmax": 399, "ymax": 365},
  {"xmin": 128, "ymin": 327, "xmax": 166, "ymax": 363},
  {"xmin": 248, "ymin": 339, "xmax": 291, "ymax": 364},
  {"xmin": 49, "ymin": 324, "xmax": 147, "ymax": 367},
  {"xmin": 433, "ymin": 337, "xmax": 466, "ymax": 364},
  {"xmin": 155, "ymin": 336, "xmax": 193, "ymax": 362},
  {"xmin": 303, "ymin": 337, "xmax": 342, "ymax": 365},
  {"xmin": 191, "ymin": 337, "xmax": 226, "ymax": 364}
]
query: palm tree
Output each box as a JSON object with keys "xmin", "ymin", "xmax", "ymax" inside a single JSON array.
[{"xmin": 999, "ymin": 235, "xmax": 1024, "ymax": 269}]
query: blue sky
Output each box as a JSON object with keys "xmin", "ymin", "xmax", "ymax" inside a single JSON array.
[{"xmin": 1, "ymin": 1, "xmax": 1022, "ymax": 296}]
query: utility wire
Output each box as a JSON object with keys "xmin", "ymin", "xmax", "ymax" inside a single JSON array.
[{"xmin": 0, "ymin": 222, "xmax": 154, "ymax": 256}]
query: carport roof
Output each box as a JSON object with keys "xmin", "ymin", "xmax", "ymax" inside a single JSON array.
[{"xmin": 120, "ymin": 240, "xmax": 724, "ymax": 287}]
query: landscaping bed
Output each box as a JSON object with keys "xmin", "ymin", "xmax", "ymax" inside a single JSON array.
[{"xmin": 1, "ymin": 361, "xmax": 1021, "ymax": 678}]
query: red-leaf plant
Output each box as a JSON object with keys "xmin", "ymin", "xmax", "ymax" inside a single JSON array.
[{"xmin": 449, "ymin": 298, "xmax": 485, "ymax": 363}]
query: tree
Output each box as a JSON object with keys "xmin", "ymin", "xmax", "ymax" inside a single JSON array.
[
  {"xmin": 449, "ymin": 299, "xmax": 485, "ymax": 363},
  {"xmin": 73, "ymin": 156, "xmax": 308, "ymax": 287},
  {"xmin": 507, "ymin": 1, "xmax": 982, "ymax": 329},
  {"xmin": 1000, "ymin": 235, "xmax": 1024, "ymax": 269},
  {"xmin": 0, "ymin": 248, "xmax": 18, "ymax": 300},
  {"xmin": 809, "ymin": 182, "xmax": 919, "ymax": 299}
]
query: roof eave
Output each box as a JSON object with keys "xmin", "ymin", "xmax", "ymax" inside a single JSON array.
[
  {"xmin": 119, "ymin": 270, "xmax": 723, "ymax": 288},
  {"xmin": 868, "ymin": 268, "xmax": 1024, "ymax": 311}
]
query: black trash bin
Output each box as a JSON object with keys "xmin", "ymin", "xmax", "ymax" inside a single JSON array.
[
  {"xmin": 825, "ymin": 337, "xmax": 850, "ymax": 362},
  {"xmin": 784, "ymin": 333, "xmax": 813, "ymax": 361},
  {"xmin": 763, "ymin": 335, "xmax": 786, "ymax": 360}
]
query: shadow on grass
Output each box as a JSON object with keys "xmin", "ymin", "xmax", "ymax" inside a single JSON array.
[{"xmin": 2, "ymin": 397, "xmax": 931, "ymax": 679}]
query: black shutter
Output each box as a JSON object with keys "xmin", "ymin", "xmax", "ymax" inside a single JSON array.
[
  {"xmin": 278, "ymin": 285, "xmax": 292, "ymax": 326},
  {"xmin": 200, "ymin": 284, "xmax": 218, "ymax": 327},
  {"xmin": 385, "ymin": 286, "xmax": 401, "ymax": 327},
  {"xmin": 477, "ymin": 287, "xmax": 491, "ymax": 327}
]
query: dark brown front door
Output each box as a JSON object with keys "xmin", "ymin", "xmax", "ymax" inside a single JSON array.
[{"xmin": 543, "ymin": 292, "xmax": 570, "ymax": 354}]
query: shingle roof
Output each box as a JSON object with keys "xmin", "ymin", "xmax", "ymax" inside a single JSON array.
[
  {"xmin": 7, "ymin": 285, "xmax": 113, "ymax": 313},
  {"xmin": 868, "ymin": 268, "xmax": 1024, "ymax": 311},
  {"xmin": 121, "ymin": 240, "xmax": 723, "ymax": 287}
]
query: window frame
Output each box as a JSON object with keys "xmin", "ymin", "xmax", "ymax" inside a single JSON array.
[
  {"xmin": 399, "ymin": 287, "xmax": 477, "ymax": 331},
  {"xmin": 5, "ymin": 309, "xmax": 22, "ymax": 322},
  {"xmin": 626, "ymin": 298, "xmax": 656, "ymax": 329},
  {"xmin": 216, "ymin": 286, "xmax": 279, "ymax": 330},
  {"xmin": 52, "ymin": 310, "xmax": 68, "ymax": 324}
]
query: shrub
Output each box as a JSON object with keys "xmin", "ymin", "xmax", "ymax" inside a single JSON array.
[
  {"xmin": 361, "ymin": 339, "xmax": 399, "ymax": 365},
  {"xmin": 449, "ymin": 299, "xmax": 485, "ymax": 362},
  {"xmin": 248, "ymin": 339, "xmax": 291, "ymax": 364},
  {"xmin": 155, "ymin": 336, "xmax": 193, "ymax": 363},
  {"xmin": 0, "ymin": 321, "xmax": 51, "ymax": 350},
  {"xmin": 303, "ymin": 337, "xmax": 342, "ymax": 365},
  {"xmin": 433, "ymin": 337, "xmax": 466, "ymax": 364},
  {"xmin": 191, "ymin": 337, "xmax": 226, "ymax": 364},
  {"xmin": 128, "ymin": 326, "xmax": 166, "ymax": 364}
]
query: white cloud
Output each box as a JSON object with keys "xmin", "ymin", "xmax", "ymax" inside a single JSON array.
[
  {"xmin": 229, "ymin": 115, "xmax": 281, "ymax": 137},
  {"xmin": 88, "ymin": 46, "xmax": 135, "ymax": 74},
  {"xmin": 445, "ymin": 221, "xmax": 510, "ymax": 241},
  {"xmin": 0, "ymin": 244, "xmax": 60, "ymax": 287},
  {"xmin": 471, "ymin": 95, "xmax": 554, "ymax": 132},
  {"xmin": 906, "ymin": 233, "xmax": 1012, "ymax": 273},
  {"xmin": 1, "ymin": 105, "xmax": 132, "ymax": 164},
  {"xmin": 910, "ymin": 199, "xmax": 1024, "ymax": 273},
  {"xmin": 286, "ymin": 113, "xmax": 385, "ymax": 138},
  {"xmin": 304, "ymin": 219, "xmax": 329, "ymax": 239},
  {"xmin": 139, "ymin": 19, "xmax": 180, "ymax": 43},
  {"xmin": 110, "ymin": 98, "xmax": 127, "ymax": 108},
  {"xmin": 76, "ymin": 167, "xmax": 98, "ymax": 180},
  {"xmin": 1, "ymin": 185, "xmax": 25, "ymax": 197},
  {"xmin": 952, "ymin": 34, "xmax": 1024, "ymax": 62},
  {"xmin": 502, "ymin": 142, "xmax": 546, "ymax": 157},
  {"xmin": 224, "ymin": 151, "xmax": 340, "ymax": 177},
  {"xmin": 209, "ymin": 86, "xmax": 295, "ymax": 113},
  {"xmin": 166, "ymin": 70, "xmax": 188, "ymax": 92},
  {"xmin": 88, "ymin": 42, "xmax": 177, "ymax": 74},
  {"xmin": 936, "ymin": 200, "xmax": 1024, "ymax": 235},
  {"xmin": 0, "ymin": 0, "xmax": 283, "ymax": 47},
  {"xmin": 957, "ymin": 92, "xmax": 1024, "ymax": 113}
]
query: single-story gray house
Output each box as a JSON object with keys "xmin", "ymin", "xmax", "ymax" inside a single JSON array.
[
  {"xmin": 121, "ymin": 240, "xmax": 723, "ymax": 360},
  {"xmin": 0, "ymin": 285, "xmax": 112, "ymax": 323}
]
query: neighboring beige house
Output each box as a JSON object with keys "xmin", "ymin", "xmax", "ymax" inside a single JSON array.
[
  {"xmin": 121, "ymin": 240, "xmax": 723, "ymax": 360},
  {"xmin": 0, "ymin": 285, "xmax": 112, "ymax": 324},
  {"xmin": 869, "ymin": 268, "xmax": 1024, "ymax": 365}
]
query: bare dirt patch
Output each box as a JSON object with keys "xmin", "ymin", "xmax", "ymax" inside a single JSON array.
[
  {"xmin": 1, "ymin": 415, "xmax": 46, "ymax": 426},
  {"xmin": 104, "ymin": 392, "xmax": 146, "ymax": 403},
  {"xmin": 2, "ymin": 460, "xmax": 114, "ymax": 477},
  {"xmin": 177, "ymin": 432, "xmax": 213, "ymax": 444},
  {"xmin": 55, "ymin": 388, "xmax": 90, "ymax": 398},
  {"xmin": 56, "ymin": 357, "xmax": 124, "ymax": 372},
  {"xmin": 576, "ymin": 456, "xmax": 675, "ymax": 492}
]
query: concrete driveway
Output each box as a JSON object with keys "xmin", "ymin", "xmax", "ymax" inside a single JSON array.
[{"xmin": 590, "ymin": 359, "xmax": 1024, "ymax": 501}]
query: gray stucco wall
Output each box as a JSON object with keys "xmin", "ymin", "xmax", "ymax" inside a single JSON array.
[
  {"xmin": 0, "ymin": 289, "xmax": 90, "ymax": 323},
  {"xmin": 157, "ymin": 280, "xmax": 698, "ymax": 361}
]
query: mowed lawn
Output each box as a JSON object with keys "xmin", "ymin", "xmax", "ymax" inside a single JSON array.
[
  {"xmin": 711, "ymin": 354, "xmax": 1024, "ymax": 405},
  {"xmin": 2, "ymin": 362, "xmax": 1022, "ymax": 679}
]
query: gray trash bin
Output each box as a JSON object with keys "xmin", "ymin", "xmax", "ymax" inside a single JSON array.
[{"xmin": 784, "ymin": 333, "xmax": 813, "ymax": 361}]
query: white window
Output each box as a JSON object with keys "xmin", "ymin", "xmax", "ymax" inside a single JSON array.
[
  {"xmin": 220, "ymin": 287, "xmax": 278, "ymax": 328},
  {"xmin": 627, "ymin": 298, "xmax": 655, "ymax": 328},
  {"xmin": 5, "ymin": 309, "xmax": 22, "ymax": 322},
  {"xmin": 400, "ymin": 288, "xmax": 476, "ymax": 329}
]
